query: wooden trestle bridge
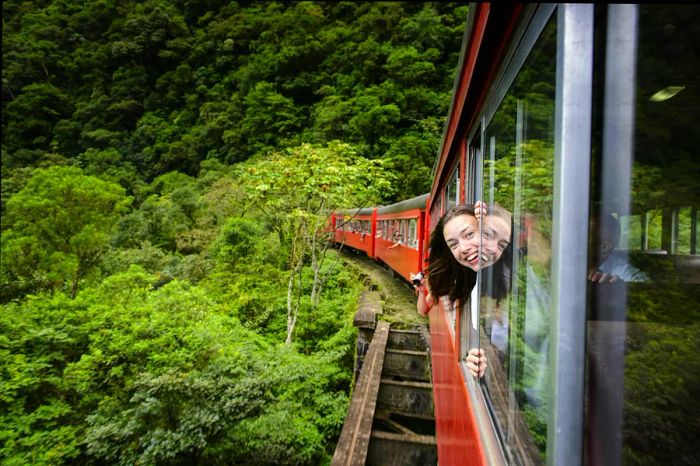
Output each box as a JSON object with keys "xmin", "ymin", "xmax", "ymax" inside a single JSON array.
[{"xmin": 331, "ymin": 291, "xmax": 437, "ymax": 466}]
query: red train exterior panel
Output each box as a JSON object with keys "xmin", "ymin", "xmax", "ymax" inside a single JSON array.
[
  {"xmin": 334, "ymin": 208, "xmax": 377, "ymax": 258},
  {"xmin": 375, "ymin": 194, "xmax": 429, "ymax": 283},
  {"xmin": 374, "ymin": 212, "xmax": 422, "ymax": 283},
  {"xmin": 429, "ymin": 302, "xmax": 486, "ymax": 466}
]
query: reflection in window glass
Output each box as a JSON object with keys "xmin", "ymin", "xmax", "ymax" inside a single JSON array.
[
  {"xmin": 644, "ymin": 209, "xmax": 663, "ymax": 251},
  {"xmin": 477, "ymin": 15, "xmax": 557, "ymax": 465},
  {"xmin": 408, "ymin": 219, "xmax": 417, "ymax": 249},
  {"xmin": 446, "ymin": 166, "xmax": 460, "ymax": 211},
  {"xmin": 676, "ymin": 207, "xmax": 693, "ymax": 254},
  {"xmin": 586, "ymin": 5, "xmax": 700, "ymax": 466},
  {"xmin": 619, "ymin": 215, "xmax": 642, "ymax": 250}
]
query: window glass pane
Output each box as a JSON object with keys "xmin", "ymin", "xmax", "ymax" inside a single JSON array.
[
  {"xmin": 446, "ymin": 165, "xmax": 460, "ymax": 211},
  {"xmin": 408, "ymin": 219, "xmax": 417, "ymax": 249},
  {"xmin": 467, "ymin": 142, "xmax": 480, "ymax": 204},
  {"xmin": 586, "ymin": 5, "xmax": 700, "ymax": 466},
  {"xmin": 477, "ymin": 15, "xmax": 557, "ymax": 465},
  {"xmin": 676, "ymin": 207, "xmax": 693, "ymax": 255},
  {"xmin": 644, "ymin": 209, "xmax": 663, "ymax": 251},
  {"xmin": 618, "ymin": 214, "xmax": 642, "ymax": 250}
]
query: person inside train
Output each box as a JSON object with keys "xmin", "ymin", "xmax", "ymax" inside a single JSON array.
[
  {"xmin": 414, "ymin": 203, "xmax": 513, "ymax": 378},
  {"xmin": 388, "ymin": 229, "xmax": 402, "ymax": 249},
  {"xmin": 588, "ymin": 212, "xmax": 649, "ymax": 283}
]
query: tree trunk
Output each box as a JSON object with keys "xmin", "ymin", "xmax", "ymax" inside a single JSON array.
[{"xmin": 285, "ymin": 257, "xmax": 304, "ymax": 345}]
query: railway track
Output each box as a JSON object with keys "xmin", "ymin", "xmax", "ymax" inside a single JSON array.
[{"xmin": 331, "ymin": 285, "xmax": 436, "ymax": 466}]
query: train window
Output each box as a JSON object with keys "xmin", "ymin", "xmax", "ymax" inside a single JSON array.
[
  {"xmin": 473, "ymin": 11, "xmax": 558, "ymax": 465},
  {"xmin": 446, "ymin": 165, "xmax": 459, "ymax": 211},
  {"xmin": 674, "ymin": 207, "xmax": 695, "ymax": 254},
  {"xmin": 467, "ymin": 132, "xmax": 481, "ymax": 204},
  {"xmin": 408, "ymin": 219, "xmax": 417, "ymax": 249},
  {"xmin": 585, "ymin": 5, "xmax": 700, "ymax": 466},
  {"xmin": 430, "ymin": 205, "xmax": 440, "ymax": 232}
]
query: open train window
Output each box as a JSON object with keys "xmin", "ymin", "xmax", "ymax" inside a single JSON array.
[
  {"xmin": 408, "ymin": 219, "xmax": 418, "ymax": 249},
  {"xmin": 466, "ymin": 130, "xmax": 481, "ymax": 205}
]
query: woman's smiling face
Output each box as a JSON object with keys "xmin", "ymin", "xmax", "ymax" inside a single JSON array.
[
  {"xmin": 481, "ymin": 215, "xmax": 511, "ymax": 265},
  {"xmin": 443, "ymin": 214, "xmax": 483, "ymax": 271}
]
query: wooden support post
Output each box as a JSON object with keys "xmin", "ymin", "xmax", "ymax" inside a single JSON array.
[{"xmin": 332, "ymin": 320, "xmax": 390, "ymax": 466}]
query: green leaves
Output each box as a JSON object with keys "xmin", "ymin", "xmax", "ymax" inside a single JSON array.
[
  {"xmin": 1, "ymin": 166, "xmax": 131, "ymax": 299},
  {"xmin": 238, "ymin": 141, "xmax": 395, "ymax": 213},
  {"xmin": 3, "ymin": 1, "xmax": 466, "ymax": 197},
  {"xmin": 0, "ymin": 2, "xmax": 470, "ymax": 463},
  {"xmin": 1, "ymin": 264, "xmax": 358, "ymax": 465}
]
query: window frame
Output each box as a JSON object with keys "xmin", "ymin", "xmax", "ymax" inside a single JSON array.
[{"xmin": 458, "ymin": 4, "xmax": 595, "ymax": 465}]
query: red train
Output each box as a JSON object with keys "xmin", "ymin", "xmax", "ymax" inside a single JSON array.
[
  {"xmin": 333, "ymin": 3, "xmax": 699, "ymax": 466},
  {"xmin": 332, "ymin": 194, "xmax": 430, "ymax": 284}
]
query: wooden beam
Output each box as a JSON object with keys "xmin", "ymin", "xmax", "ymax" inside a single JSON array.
[{"xmin": 331, "ymin": 321, "xmax": 391, "ymax": 466}]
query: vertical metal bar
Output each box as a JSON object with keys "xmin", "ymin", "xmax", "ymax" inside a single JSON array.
[
  {"xmin": 672, "ymin": 209, "xmax": 679, "ymax": 254},
  {"xmin": 473, "ymin": 118, "xmax": 486, "ymax": 344},
  {"xmin": 601, "ymin": 5, "xmax": 638, "ymax": 217},
  {"xmin": 691, "ymin": 208, "xmax": 697, "ymax": 255},
  {"xmin": 547, "ymin": 4, "xmax": 594, "ymax": 466},
  {"xmin": 587, "ymin": 6, "xmax": 639, "ymax": 465},
  {"xmin": 643, "ymin": 211, "xmax": 649, "ymax": 250},
  {"xmin": 506, "ymin": 98, "xmax": 525, "ymax": 444}
]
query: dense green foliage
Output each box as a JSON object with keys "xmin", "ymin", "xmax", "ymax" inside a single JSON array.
[
  {"xmin": 1, "ymin": 1, "xmax": 468, "ymax": 464},
  {"xmin": 2, "ymin": 0, "xmax": 467, "ymax": 197},
  {"xmin": 1, "ymin": 267, "xmax": 359, "ymax": 465}
]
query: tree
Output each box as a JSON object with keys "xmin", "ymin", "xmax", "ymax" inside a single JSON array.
[
  {"xmin": 236, "ymin": 141, "xmax": 394, "ymax": 344},
  {"xmin": 1, "ymin": 166, "xmax": 131, "ymax": 300}
]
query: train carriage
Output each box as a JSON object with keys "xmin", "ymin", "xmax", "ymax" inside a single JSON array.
[
  {"xmin": 374, "ymin": 194, "xmax": 430, "ymax": 284},
  {"xmin": 333, "ymin": 207, "xmax": 377, "ymax": 258}
]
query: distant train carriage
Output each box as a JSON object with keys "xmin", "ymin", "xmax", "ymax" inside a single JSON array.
[
  {"xmin": 333, "ymin": 207, "xmax": 377, "ymax": 258},
  {"xmin": 374, "ymin": 194, "xmax": 430, "ymax": 283}
]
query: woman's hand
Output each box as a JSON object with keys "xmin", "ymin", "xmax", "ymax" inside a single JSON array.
[
  {"xmin": 466, "ymin": 348, "xmax": 487, "ymax": 378},
  {"xmin": 415, "ymin": 279, "xmax": 434, "ymax": 316},
  {"xmin": 474, "ymin": 200, "xmax": 488, "ymax": 221}
]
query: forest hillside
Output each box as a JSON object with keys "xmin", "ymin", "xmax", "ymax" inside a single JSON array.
[{"xmin": 1, "ymin": 1, "xmax": 467, "ymax": 464}]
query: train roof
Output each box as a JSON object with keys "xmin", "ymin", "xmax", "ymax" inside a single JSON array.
[
  {"xmin": 377, "ymin": 193, "xmax": 429, "ymax": 215},
  {"xmin": 335, "ymin": 207, "xmax": 375, "ymax": 217}
]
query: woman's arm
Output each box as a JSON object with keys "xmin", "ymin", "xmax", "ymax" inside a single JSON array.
[{"xmin": 415, "ymin": 278, "xmax": 435, "ymax": 316}]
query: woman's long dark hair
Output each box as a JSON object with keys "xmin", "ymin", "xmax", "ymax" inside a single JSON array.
[
  {"xmin": 482, "ymin": 239, "xmax": 512, "ymax": 301},
  {"xmin": 426, "ymin": 205, "xmax": 478, "ymax": 303},
  {"xmin": 426, "ymin": 204, "xmax": 513, "ymax": 303}
]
